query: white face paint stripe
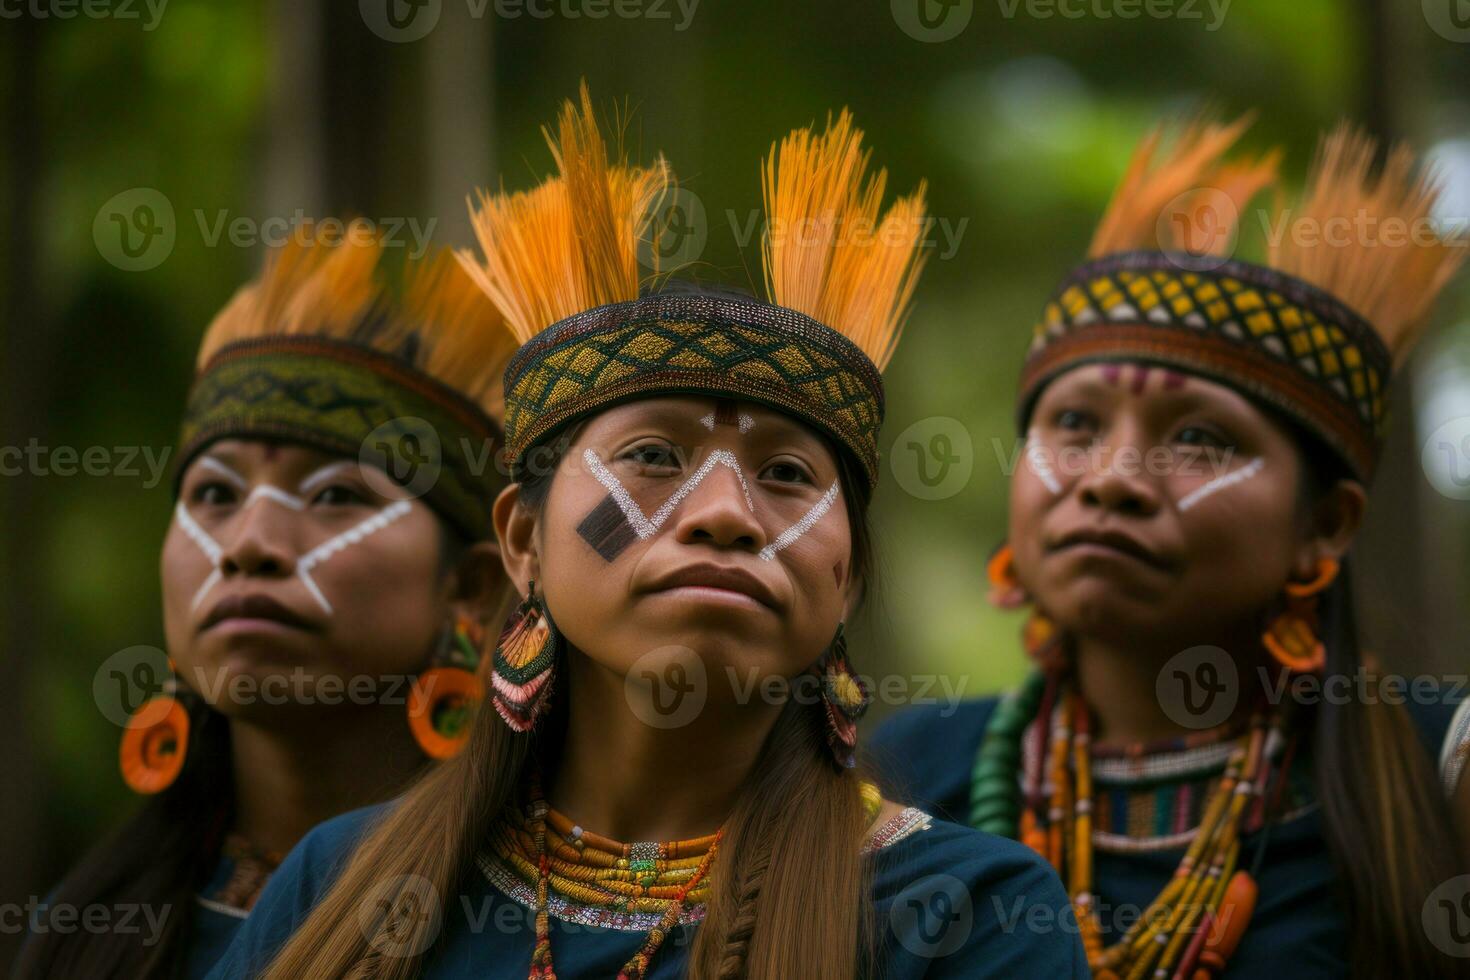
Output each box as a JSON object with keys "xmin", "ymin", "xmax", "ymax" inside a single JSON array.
[
  {"xmin": 1025, "ymin": 430, "xmax": 1062, "ymax": 495},
  {"xmin": 584, "ymin": 452, "xmax": 659, "ymax": 538},
  {"xmin": 175, "ymin": 502, "xmax": 226, "ymax": 610},
  {"xmin": 699, "ymin": 414, "xmax": 716, "ymax": 431},
  {"xmin": 759, "ymin": 482, "xmax": 840, "ymax": 561},
  {"xmin": 244, "ymin": 485, "xmax": 306, "ymax": 511},
  {"xmin": 1177, "ymin": 457, "xmax": 1265, "ymax": 512},
  {"xmin": 738, "ymin": 414, "xmax": 754, "ymax": 434},
  {"xmin": 581, "ymin": 448, "xmax": 837, "ymax": 562},
  {"xmin": 198, "ymin": 457, "xmax": 248, "ymax": 489},
  {"xmin": 298, "ymin": 460, "xmax": 362, "ymax": 495},
  {"xmin": 175, "ymin": 487, "xmax": 414, "ymax": 617},
  {"xmin": 583, "ymin": 448, "xmax": 756, "ymax": 541},
  {"xmin": 647, "ymin": 450, "xmax": 755, "ymax": 527},
  {"xmin": 295, "ymin": 499, "xmax": 414, "ymax": 615}
]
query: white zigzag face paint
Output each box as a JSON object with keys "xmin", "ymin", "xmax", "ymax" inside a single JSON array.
[
  {"xmin": 177, "ymin": 457, "xmax": 415, "ymax": 615},
  {"xmin": 575, "ymin": 447, "xmax": 841, "ymax": 563},
  {"xmin": 1177, "ymin": 457, "xmax": 1265, "ymax": 512}
]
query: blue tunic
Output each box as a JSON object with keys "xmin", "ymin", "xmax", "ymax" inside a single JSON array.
[
  {"xmin": 185, "ymin": 846, "xmax": 271, "ymax": 979},
  {"xmin": 207, "ymin": 801, "xmax": 1088, "ymax": 978},
  {"xmin": 866, "ymin": 695, "xmax": 1461, "ymax": 979}
]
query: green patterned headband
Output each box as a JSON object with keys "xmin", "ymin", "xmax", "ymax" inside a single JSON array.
[
  {"xmin": 176, "ymin": 337, "xmax": 504, "ymax": 539},
  {"xmin": 501, "ymin": 292, "xmax": 886, "ymax": 486},
  {"xmin": 1018, "ymin": 251, "xmax": 1393, "ymax": 480}
]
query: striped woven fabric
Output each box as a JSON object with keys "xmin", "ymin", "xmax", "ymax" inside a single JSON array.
[
  {"xmin": 502, "ymin": 291, "xmax": 886, "ymax": 485},
  {"xmin": 1017, "ymin": 250, "xmax": 1393, "ymax": 479}
]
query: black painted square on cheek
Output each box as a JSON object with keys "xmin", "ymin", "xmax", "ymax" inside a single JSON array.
[{"xmin": 577, "ymin": 493, "xmax": 639, "ymax": 562}]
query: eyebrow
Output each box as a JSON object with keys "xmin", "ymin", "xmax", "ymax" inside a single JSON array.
[
  {"xmin": 298, "ymin": 460, "xmax": 360, "ymax": 494},
  {"xmin": 196, "ymin": 456, "xmax": 248, "ymax": 489}
]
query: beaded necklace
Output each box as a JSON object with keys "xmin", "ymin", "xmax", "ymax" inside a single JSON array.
[
  {"xmin": 197, "ymin": 834, "xmax": 283, "ymax": 915},
  {"xmin": 490, "ymin": 774, "xmax": 889, "ymax": 978},
  {"xmin": 972, "ymin": 671, "xmax": 1298, "ymax": 979}
]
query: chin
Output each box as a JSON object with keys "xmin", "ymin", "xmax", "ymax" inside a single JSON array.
[{"xmin": 1043, "ymin": 582, "xmax": 1169, "ymax": 644}]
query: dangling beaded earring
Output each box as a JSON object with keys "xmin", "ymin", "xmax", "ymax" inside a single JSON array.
[
  {"xmin": 988, "ymin": 541, "xmax": 1067, "ymax": 673},
  {"xmin": 407, "ymin": 614, "xmax": 486, "ymax": 760},
  {"xmin": 1262, "ymin": 557, "xmax": 1338, "ymax": 673},
  {"xmin": 119, "ymin": 668, "xmax": 190, "ymax": 794},
  {"xmin": 811, "ymin": 623, "xmax": 871, "ymax": 769},
  {"xmin": 489, "ymin": 580, "xmax": 562, "ymax": 733}
]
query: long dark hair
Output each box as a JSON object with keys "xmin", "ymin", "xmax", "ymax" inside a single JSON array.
[
  {"xmin": 1291, "ymin": 425, "xmax": 1465, "ymax": 978},
  {"xmin": 13, "ymin": 688, "xmax": 233, "ymax": 979}
]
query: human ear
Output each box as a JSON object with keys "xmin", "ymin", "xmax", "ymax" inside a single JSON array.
[
  {"xmin": 1290, "ymin": 478, "xmax": 1367, "ymax": 582},
  {"xmin": 492, "ymin": 483, "xmax": 538, "ymax": 597},
  {"xmin": 446, "ymin": 539, "xmax": 509, "ymax": 626}
]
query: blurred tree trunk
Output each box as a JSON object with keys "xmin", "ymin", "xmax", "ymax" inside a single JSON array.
[
  {"xmin": 1352, "ymin": 0, "xmax": 1460, "ymax": 679},
  {"xmin": 0, "ymin": 11, "xmax": 46, "ymax": 971}
]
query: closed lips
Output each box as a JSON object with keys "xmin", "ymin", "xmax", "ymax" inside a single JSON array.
[
  {"xmin": 201, "ymin": 594, "xmax": 316, "ymax": 631},
  {"xmin": 645, "ymin": 563, "xmax": 780, "ymax": 609},
  {"xmin": 1050, "ymin": 528, "xmax": 1167, "ymax": 568}
]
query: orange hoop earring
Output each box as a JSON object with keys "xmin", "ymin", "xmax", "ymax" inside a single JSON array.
[
  {"xmin": 1284, "ymin": 557, "xmax": 1339, "ymax": 598},
  {"xmin": 987, "ymin": 543, "xmax": 1027, "ymax": 610},
  {"xmin": 1262, "ymin": 559, "xmax": 1338, "ymax": 673},
  {"xmin": 407, "ymin": 614, "xmax": 486, "ymax": 760},
  {"xmin": 119, "ymin": 692, "xmax": 190, "ymax": 794}
]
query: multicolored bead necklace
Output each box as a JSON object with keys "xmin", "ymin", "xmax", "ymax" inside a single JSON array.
[
  {"xmin": 972, "ymin": 670, "xmax": 1298, "ymax": 979},
  {"xmin": 489, "ymin": 773, "xmax": 888, "ymax": 979},
  {"xmin": 493, "ymin": 770, "xmax": 723, "ymax": 980}
]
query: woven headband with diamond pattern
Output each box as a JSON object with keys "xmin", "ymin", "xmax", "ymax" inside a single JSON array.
[
  {"xmin": 176, "ymin": 336, "xmax": 505, "ymax": 539},
  {"xmin": 1017, "ymin": 251, "xmax": 1392, "ymax": 479},
  {"xmin": 501, "ymin": 292, "xmax": 886, "ymax": 485}
]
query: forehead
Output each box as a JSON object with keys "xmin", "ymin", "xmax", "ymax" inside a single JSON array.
[
  {"xmin": 578, "ymin": 395, "xmax": 828, "ymax": 446},
  {"xmin": 1043, "ymin": 361, "xmax": 1262, "ymax": 416}
]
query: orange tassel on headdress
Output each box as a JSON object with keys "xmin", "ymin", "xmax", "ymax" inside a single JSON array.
[{"xmin": 761, "ymin": 110, "xmax": 928, "ymax": 371}]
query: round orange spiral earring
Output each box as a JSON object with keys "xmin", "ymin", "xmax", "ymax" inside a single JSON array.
[{"xmin": 1262, "ymin": 557, "xmax": 1338, "ymax": 673}]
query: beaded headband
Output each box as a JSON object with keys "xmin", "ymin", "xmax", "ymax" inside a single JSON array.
[
  {"xmin": 177, "ymin": 336, "xmax": 503, "ymax": 539},
  {"xmin": 1016, "ymin": 117, "xmax": 1462, "ymax": 482},
  {"xmin": 459, "ymin": 87, "xmax": 926, "ymax": 491},
  {"xmin": 502, "ymin": 292, "xmax": 885, "ymax": 485},
  {"xmin": 1018, "ymin": 251, "xmax": 1392, "ymax": 480},
  {"xmin": 174, "ymin": 227, "xmax": 516, "ymax": 539}
]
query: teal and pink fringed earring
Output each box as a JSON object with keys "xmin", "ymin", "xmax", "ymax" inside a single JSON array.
[
  {"xmin": 490, "ymin": 580, "xmax": 562, "ymax": 732},
  {"xmin": 812, "ymin": 623, "xmax": 871, "ymax": 769}
]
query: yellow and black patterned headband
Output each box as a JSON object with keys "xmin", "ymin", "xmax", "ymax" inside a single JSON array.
[
  {"xmin": 501, "ymin": 292, "xmax": 886, "ymax": 484},
  {"xmin": 1017, "ymin": 117, "xmax": 1462, "ymax": 482},
  {"xmin": 1018, "ymin": 251, "xmax": 1391, "ymax": 480},
  {"xmin": 459, "ymin": 88, "xmax": 926, "ymax": 491}
]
